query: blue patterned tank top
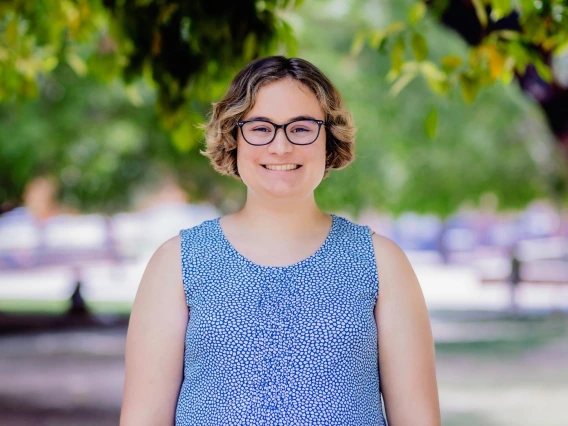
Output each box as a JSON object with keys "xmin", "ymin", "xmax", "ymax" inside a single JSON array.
[{"xmin": 176, "ymin": 213, "xmax": 386, "ymax": 425}]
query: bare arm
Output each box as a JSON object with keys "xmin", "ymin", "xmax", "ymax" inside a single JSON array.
[
  {"xmin": 120, "ymin": 235, "xmax": 189, "ymax": 426},
  {"xmin": 372, "ymin": 233, "xmax": 441, "ymax": 426}
]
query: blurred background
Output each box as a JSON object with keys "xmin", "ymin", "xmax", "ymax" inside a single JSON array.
[{"xmin": 1, "ymin": 0, "xmax": 567, "ymax": 425}]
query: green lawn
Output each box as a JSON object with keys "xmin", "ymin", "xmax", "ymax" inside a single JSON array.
[{"xmin": 0, "ymin": 299, "xmax": 133, "ymax": 315}]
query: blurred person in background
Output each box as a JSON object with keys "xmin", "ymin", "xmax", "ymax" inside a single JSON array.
[{"xmin": 120, "ymin": 56, "xmax": 441, "ymax": 425}]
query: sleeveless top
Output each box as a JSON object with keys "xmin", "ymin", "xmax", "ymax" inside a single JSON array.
[{"xmin": 175, "ymin": 213, "xmax": 386, "ymax": 425}]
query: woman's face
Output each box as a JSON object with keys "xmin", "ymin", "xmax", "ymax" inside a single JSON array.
[{"xmin": 236, "ymin": 78, "xmax": 327, "ymax": 200}]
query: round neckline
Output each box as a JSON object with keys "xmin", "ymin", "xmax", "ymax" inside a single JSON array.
[{"xmin": 215, "ymin": 213, "xmax": 337, "ymax": 270}]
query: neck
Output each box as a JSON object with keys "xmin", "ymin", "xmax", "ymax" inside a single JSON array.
[{"xmin": 232, "ymin": 192, "xmax": 330, "ymax": 241}]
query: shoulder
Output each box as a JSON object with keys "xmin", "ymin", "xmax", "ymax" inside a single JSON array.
[
  {"xmin": 370, "ymin": 231, "xmax": 423, "ymax": 303},
  {"xmin": 370, "ymin": 232, "xmax": 409, "ymax": 269},
  {"xmin": 129, "ymin": 234, "xmax": 187, "ymax": 328},
  {"xmin": 138, "ymin": 235, "xmax": 183, "ymax": 295},
  {"xmin": 149, "ymin": 235, "xmax": 182, "ymax": 269}
]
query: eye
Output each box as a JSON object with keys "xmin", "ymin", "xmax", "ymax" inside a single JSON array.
[
  {"xmin": 289, "ymin": 125, "xmax": 312, "ymax": 133},
  {"xmin": 288, "ymin": 120, "xmax": 318, "ymax": 134},
  {"xmin": 251, "ymin": 125, "xmax": 273, "ymax": 133}
]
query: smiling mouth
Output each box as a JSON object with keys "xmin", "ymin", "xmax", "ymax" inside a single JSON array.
[{"xmin": 261, "ymin": 165, "xmax": 303, "ymax": 170}]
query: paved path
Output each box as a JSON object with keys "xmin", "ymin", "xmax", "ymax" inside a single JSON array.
[
  {"xmin": 0, "ymin": 327, "xmax": 125, "ymax": 426},
  {"xmin": 0, "ymin": 314, "xmax": 566, "ymax": 426}
]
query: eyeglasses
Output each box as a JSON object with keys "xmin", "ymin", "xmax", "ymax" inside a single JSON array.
[{"xmin": 236, "ymin": 118, "xmax": 326, "ymax": 146}]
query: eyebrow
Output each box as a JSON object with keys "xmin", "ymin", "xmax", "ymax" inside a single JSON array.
[{"xmin": 244, "ymin": 115, "xmax": 322, "ymax": 122}]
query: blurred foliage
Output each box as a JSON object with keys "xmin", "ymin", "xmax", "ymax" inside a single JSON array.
[
  {"xmin": 355, "ymin": 0, "xmax": 568, "ymax": 102},
  {"xmin": 297, "ymin": 0, "xmax": 567, "ymax": 216},
  {"xmin": 0, "ymin": 0, "xmax": 566, "ymax": 217},
  {"xmin": 354, "ymin": 0, "xmax": 568, "ymax": 151},
  {"xmin": 0, "ymin": 0, "xmax": 298, "ymax": 136},
  {"xmin": 0, "ymin": 0, "xmax": 297, "ymax": 212},
  {"xmin": 0, "ymin": 62, "xmax": 253, "ymax": 213}
]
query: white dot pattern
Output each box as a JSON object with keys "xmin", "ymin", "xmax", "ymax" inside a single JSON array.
[{"xmin": 175, "ymin": 213, "xmax": 386, "ymax": 425}]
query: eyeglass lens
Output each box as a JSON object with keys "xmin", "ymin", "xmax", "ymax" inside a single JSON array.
[{"xmin": 241, "ymin": 120, "xmax": 321, "ymax": 145}]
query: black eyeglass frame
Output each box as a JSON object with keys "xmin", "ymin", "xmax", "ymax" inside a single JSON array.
[{"xmin": 236, "ymin": 119, "xmax": 326, "ymax": 146}]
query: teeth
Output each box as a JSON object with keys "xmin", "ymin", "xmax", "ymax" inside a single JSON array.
[{"xmin": 264, "ymin": 164, "xmax": 300, "ymax": 171}]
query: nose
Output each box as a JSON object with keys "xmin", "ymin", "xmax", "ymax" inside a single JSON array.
[{"xmin": 267, "ymin": 127, "xmax": 293, "ymax": 154}]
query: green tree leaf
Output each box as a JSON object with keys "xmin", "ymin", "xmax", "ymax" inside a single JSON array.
[
  {"xmin": 441, "ymin": 55, "xmax": 463, "ymax": 73},
  {"xmin": 490, "ymin": 0, "xmax": 512, "ymax": 20},
  {"xmin": 421, "ymin": 61, "xmax": 450, "ymax": 95},
  {"xmin": 171, "ymin": 119, "xmax": 197, "ymax": 153},
  {"xmin": 533, "ymin": 57, "xmax": 553, "ymax": 83},
  {"xmin": 389, "ymin": 71, "xmax": 418, "ymax": 96},
  {"xmin": 390, "ymin": 37, "xmax": 406, "ymax": 76},
  {"xmin": 351, "ymin": 31, "xmax": 367, "ymax": 56},
  {"xmin": 472, "ymin": 0, "xmax": 488, "ymax": 27},
  {"xmin": 411, "ymin": 32, "xmax": 428, "ymax": 61},
  {"xmin": 385, "ymin": 21, "xmax": 406, "ymax": 36},
  {"xmin": 66, "ymin": 52, "xmax": 88, "ymax": 77},
  {"xmin": 409, "ymin": 1, "xmax": 427, "ymax": 25},
  {"xmin": 424, "ymin": 107, "xmax": 438, "ymax": 139},
  {"xmin": 369, "ymin": 29, "xmax": 387, "ymax": 50},
  {"xmin": 459, "ymin": 72, "xmax": 480, "ymax": 103},
  {"xmin": 5, "ymin": 17, "xmax": 19, "ymax": 46},
  {"xmin": 243, "ymin": 32, "xmax": 258, "ymax": 62}
]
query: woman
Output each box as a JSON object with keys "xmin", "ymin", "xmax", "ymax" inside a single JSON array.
[{"xmin": 120, "ymin": 56, "xmax": 441, "ymax": 425}]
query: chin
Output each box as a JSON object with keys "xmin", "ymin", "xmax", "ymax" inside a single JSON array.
[{"xmin": 263, "ymin": 187, "xmax": 302, "ymax": 198}]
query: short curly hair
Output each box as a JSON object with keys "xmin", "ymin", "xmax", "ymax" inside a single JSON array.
[{"xmin": 201, "ymin": 56, "xmax": 356, "ymax": 180}]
